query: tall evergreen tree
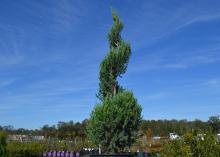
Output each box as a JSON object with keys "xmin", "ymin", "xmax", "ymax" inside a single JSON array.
[
  {"xmin": 87, "ymin": 10, "xmax": 142, "ymax": 153},
  {"xmin": 97, "ymin": 11, "xmax": 131, "ymax": 101}
]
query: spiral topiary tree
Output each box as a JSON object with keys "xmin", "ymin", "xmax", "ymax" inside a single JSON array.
[{"xmin": 87, "ymin": 10, "xmax": 142, "ymax": 153}]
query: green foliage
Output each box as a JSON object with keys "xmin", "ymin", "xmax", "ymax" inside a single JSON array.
[
  {"xmin": 161, "ymin": 140, "xmax": 192, "ymax": 157},
  {"xmin": 88, "ymin": 91, "xmax": 142, "ymax": 153},
  {"xmin": 88, "ymin": 10, "xmax": 142, "ymax": 153},
  {"xmin": 184, "ymin": 131, "xmax": 219, "ymax": 157},
  {"xmin": 214, "ymin": 145, "xmax": 220, "ymax": 157},
  {"xmin": 6, "ymin": 141, "xmax": 46, "ymax": 157},
  {"xmin": 208, "ymin": 115, "xmax": 220, "ymax": 134},
  {"xmin": 40, "ymin": 120, "xmax": 88, "ymax": 140},
  {"xmin": 0, "ymin": 131, "xmax": 7, "ymax": 157},
  {"xmin": 161, "ymin": 131, "xmax": 220, "ymax": 157}
]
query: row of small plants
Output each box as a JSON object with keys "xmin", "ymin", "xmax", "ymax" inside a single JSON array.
[
  {"xmin": 7, "ymin": 140, "xmax": 95, "ymax": 157},
  {"xmin": 7, "ymin": 141, "xmax": 46, "ymax": 157},
  {"xmin": 0, "ymin": 131, "xmax": 95, "ymax": 157}
]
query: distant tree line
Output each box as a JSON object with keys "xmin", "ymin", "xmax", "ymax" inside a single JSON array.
[
  {"xmin": 1, "ymin": 116, "xmax": 219, "ymax": 140},
  {"xmin": 141, "ymin": 116, "xmax": 220, "ymax": 136},
  {"xmin": 0, "ymin": 120, "xmax": 89, "ymax": 141},
  {"xmin": 141, "ymin": 119, "xmax": 207, "ymax": 136}
]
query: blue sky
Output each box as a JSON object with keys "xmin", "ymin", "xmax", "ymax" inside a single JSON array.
[{"xmin": 0, "ymin": 0, "xmax": 220, "ymax": 129}]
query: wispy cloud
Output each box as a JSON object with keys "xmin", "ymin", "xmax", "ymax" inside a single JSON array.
[
  {"xmin": 207, "ymin": 79, "xmax": 220, "ymax": 85},
  {"xmin": 0, "ymin": 33, "xmax": 23, "ymax": 67},
  {"xmin": 175, "ymin": 13, "xmax": 220, "ymax": 30},
  {"xmin": 142, "ymin": 92, "xmax": 172, "ymax": 101},
  {"xmin": 129, "ymin": 46, "xmax": 220, "ymax": 73},
  {"xmin": 0, "ymin": 54, "xmax": 22, "ymax": 66},
  {"xmin": 16, "ymin": 0, "xmax": 88, "ymax": 33},
  {"xmin": 205, "ymin": 79, "xmax": 220, "ymax": 89},
  {"xmin": 151, "ymin": 13, "xmax": 220, "ymax": 43},
  {"xmin": 163, "ymin": 53, "xmax": 220, "ymax": 69},
  {"xmin": 125, "ymin": 1, "xmax": 220, "ymax": 50},
  {"xmin": 0, "ymin": 79, "xmax": 16, "ymax": 88}
]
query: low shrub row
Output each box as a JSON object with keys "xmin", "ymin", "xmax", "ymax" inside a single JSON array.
[
  {"xmin": 6, "ymin": 140, "xmax": 92, "ymax": 157},
  {"xmin": 7, "ymin": 141, "xmax": 47, "ymax": 157}
]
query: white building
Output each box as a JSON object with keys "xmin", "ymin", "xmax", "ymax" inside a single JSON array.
[
  {"xmin": 169, "ymin": 133, "xmax": 180, "ymax": 140},
  {"xmin": 8, "ymin": 135, "xmax": 44, "ymax": 141}
]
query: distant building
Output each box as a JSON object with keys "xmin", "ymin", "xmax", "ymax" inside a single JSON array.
[
  {"xmin": 8, "ymin": 135, "xmax": 28, "ymax": 141},
  {"xmin": 169, "ymin": 133, "xmax": 180, "ymax": 140},
  {"xmin": 197, "ymin": 134, "xmax": 206, "ymax": 141},
  {"xmin": 31, "ymin": 135, "xmax": 45, "ymax": 141},
  {"xmin": 217, "ymin": 134, "xmax": 220, "ymax": 142},
  {"xmin": 153, "ymin": 136, "xmax": 161, "ymax": 140},
  {"xmin": 8, "ymin": 135, "xmax": 44, "ymax": 141}
]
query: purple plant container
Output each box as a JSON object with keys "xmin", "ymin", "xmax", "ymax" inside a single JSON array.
[
  {"xmin": 53, "ymin": 151, "xmax": 57, "ymax": 157},
  {"xmin": 57, "ymin": 151, "xmax": 61, "ymax": 157},
  {"xmin": 76, "ymin": 152, "xmax": 80, "ymax": 157},
  {"xmin": 65, "ymin": 151, "xmax": 70, "ymax": 157},
  {"xmin": 61, "ymin": 151, "xmax": 65, "ymax": 157},
  {"xmin": 48, "ymin": 151, "xmax": 52, "ymax": 157},
  {"xmin": 70, "ymin": 152, "xmax": 74, "ymax": 157},
  {"xmin": 43, "ymin": 152, "xmax": 47, "ymax": 157}
]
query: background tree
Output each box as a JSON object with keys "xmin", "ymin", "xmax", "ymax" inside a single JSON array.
[
  {"xmin": 0, "ymin": 131, "xmax": 7, "ymax": 157},
  {"xmin": 140, "ymin": 119, "xmax": 209, "ymax": 137},
  {"xmin": 41, "ymin": 125, "xmax": 56, "ymax": 139},
  {"xmin": 0, "ymin": 118, "xmax": 211, "ymax": 140},
  {"xmin": 145, "ymin": 128, "xmax": 153, "ymax": 141},
  {"xmin": 87, "ymin": 10, "xmax": 142, "ymax": 153},
  {"xmin": 208, "ymin": 115, "xmax": 220, "ymax": 134}
]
